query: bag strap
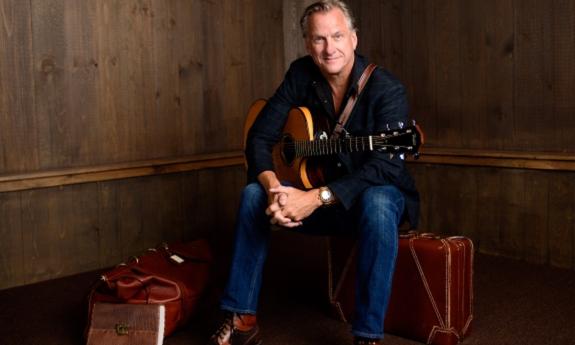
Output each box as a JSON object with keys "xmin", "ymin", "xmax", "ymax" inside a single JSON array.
[{"xmin": 332, "ymin": 63, "xmax": 378, "ymax": 138}]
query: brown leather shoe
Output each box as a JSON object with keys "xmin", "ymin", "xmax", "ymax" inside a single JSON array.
[
  {"xmin": 354, "ymin": 337, "xmax": 381, "ymax": 345},
  {"xmin": 207, "ymin": 312, "xmax": 262, "ymax": 345}
]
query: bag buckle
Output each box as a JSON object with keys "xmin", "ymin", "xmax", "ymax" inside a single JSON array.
[{"xmin": 115, "ymin": 322, "xmax": 130, "ymax": 335}]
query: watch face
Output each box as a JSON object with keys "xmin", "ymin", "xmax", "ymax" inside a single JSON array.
[{"xmin": 320, "ymin": 190, "xmax": 331, "ymax": 202}]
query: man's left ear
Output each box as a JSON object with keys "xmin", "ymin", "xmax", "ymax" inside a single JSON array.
[{"xmin": 352, "ymin": 31, "xmax": 358, "ymax": 49}]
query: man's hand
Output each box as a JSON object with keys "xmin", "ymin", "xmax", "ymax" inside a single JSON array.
[
  {"xmin": 264, "ymin": 190, "xmax": 300, "ymax": 227},
  {"xmin": 267, "ymin": 185, "xmax": 322, "ymax": 228}
]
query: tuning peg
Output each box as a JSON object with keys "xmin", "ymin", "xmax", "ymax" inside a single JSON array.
[
  {"xmin": 414, "ymin": 152, "xmax": 420, "ymax": 160},
  {"xmin": 386, "ymin": 124, "xmax": 391, "ymax": 131},
  {"xmin": 411, "ymin": 119, "xmax": 417, "ymax": 126},
  {"xmin": 398, "ymin": 121, "xmax": 404, "ymax": 129},
  {"xmin": 399, "ymin": 153, "xmax": 405, "ymax": 160},
  {"xmin": 389, "ymin": 153, "xmax": 394, "ymax": 159}
]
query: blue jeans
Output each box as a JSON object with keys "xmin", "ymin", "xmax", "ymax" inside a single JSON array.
[{"xmin": 220, "ymin": 182, "xmax": 405, "ymax": 339}]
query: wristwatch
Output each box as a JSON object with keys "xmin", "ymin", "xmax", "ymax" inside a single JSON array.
[{"xmin": 318, "ymin": 186, "xmax": 336, "ymax": 206}]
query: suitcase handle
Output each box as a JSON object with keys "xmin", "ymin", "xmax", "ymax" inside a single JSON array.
[
  {"xmin": 419, "ymin": 232, "xmax": 441, "ymax": 239},
  {"xmin": 398, "ymin": 230, "xmax": 418, "ymax": 239}
]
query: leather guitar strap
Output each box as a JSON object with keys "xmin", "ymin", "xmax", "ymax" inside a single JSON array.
[{"xmin": 332, "ymin": 63, "xmax": 378, "ymax": 138}]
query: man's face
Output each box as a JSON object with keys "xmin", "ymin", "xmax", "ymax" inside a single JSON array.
[{"xmin": 305, "ymin": 8, "xmax": 357, "ymax": 79}]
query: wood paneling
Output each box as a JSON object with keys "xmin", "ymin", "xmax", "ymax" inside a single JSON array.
[
  {"xmin": 20, "ymin": 184, "xmax": 100, "ymax": 283},
  {"xmin": 348, "ymin": 0, "xmax": 575, "ymax": 270},
  {"xmin": 0, "ymin": 193, "xmax": 25, "ymax": 287},
  {"xmin": 409, "ymin": 163, "xmax": 575, "ymax": 269},
  {"xmin": 0, "ymin": 0, "xmax": 284, "ymax": 174},
  {"xmin": 1, "ymin": 0, "xmax": 575, "ymax": 289},
  {"xmin": 0, "ymin": 0, "xmax": 282, "ymax": 289},
  {"xmin": 0, "ymin": 0, "xmax": 38, "ymax": 172},
  {"xmin": 0, "ymin": 166, "xmax": 245, "ymax": 290},
  {"xmin": 350, "ymin": 0, "xmax": 575, "ymax": 153}
]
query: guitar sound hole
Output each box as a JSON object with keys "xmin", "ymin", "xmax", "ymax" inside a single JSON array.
[{"xmin": 281, "ymin": 134, "xmax": 295, "ymax": 166}]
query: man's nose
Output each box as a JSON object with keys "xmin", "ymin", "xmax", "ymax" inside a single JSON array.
[{"xmin": 325, "ymin": 38, "xmax": 336, "ymax": 54}]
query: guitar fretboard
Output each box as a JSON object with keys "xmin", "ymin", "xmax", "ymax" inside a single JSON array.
[{"xmin": 290, "ymin": 133, "xmax": 416, "ymax": 157}]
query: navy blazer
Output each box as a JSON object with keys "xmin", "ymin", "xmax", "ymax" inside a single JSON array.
[{"xmin": 246, "ymin": 53, "xmax": 420, "ymax": 228}]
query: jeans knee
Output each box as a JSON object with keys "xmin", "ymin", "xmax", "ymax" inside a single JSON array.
[
  {"xmin": 239, "ymin": 182, "xmax": 267, "ymax": 213},
  {"xmin": 360, "ymin": 185, "xmax": 405, "ymax": 219},
  {"xmin": 357, "ymin": 186, "xmax": 404, "ymax": 241}
]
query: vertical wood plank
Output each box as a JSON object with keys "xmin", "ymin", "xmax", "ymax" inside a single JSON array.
[
  {"xmin": 150, "ymin": 0, "xmax": 204, "ymax": 157},
  {"xmin": 483, "ymin": 0, "xmax": 515, "ymax": 151},
  {"xmin": 553, "ymin": 0, "xmax": 575, "ymax": 151},
  {"xmin": 0, "ymin": 193, "xmax": 25, "ymax": 289},
  {"xmin": 404, "ymin": 0, "xmax": 437, "ymax": 145},
  {"xmin": 353, "ymin": 0, "xmax": 405, "ymax": 76},
  {"xmin": 496, "ymin": 171, "xmax": 525, "ymax": 260},
  {"xmin": 95, "ymin": 0, "xmax": 155, "ymax": 163},
  {"xmin": 521, "ymin": 171, "xmax": 549, "ymax": 264},
  {"xmin": 251, "ymin": 0, "xmax": 284, "ymax": 98},
  {"xmin": 452, "ymin": 167, "xmax": 479, "ymax": 239},
  {"xmin": 434, "ymin": 0, "xmax": 462, "ymax": 148},
  {"xmin": 514, "ymin": 0, "xmax": 555, "ymax": 151},
  {"xmin": 423, "ymin": 165, "xmax": 477, "ymax": 237},
  {"xmin": 31, "ymin": 0, "xmax": 100, "ymax": 169},
  {"xmin": 111, "ymin": 175, "xmax": 185, "ymax": 258},
  {"xmin": 475, "ymin": 168, "xmax": 502, "ymax": 256},
  {"xmin": 200, "ymin": 0, "xmax": 229, "ymax": 153},
  {"xmin": 182, "ymin": 166, "xmax": 245, "ymax": 284},
  {"xmin": 0, "ymin": 0, "xmax": 38, "ymax": 173},
  {"xmin": 96, "ymin": 181, "xmax": 123, "ymax": 266},
  {"xmin": 31, "ymin": 0, "xmax": 67, "ymax": 168},
  {"xmin": 459, "ymin": 0, "xmax": 486, "ymax": 148},
  {"xmin": 547, "ymin": 173, "xmax": 575, "ymax": 269},
  {"xmin": 282, "ymin": 0, "xmax": 312, "ymax": 69},
  {"xmin": 406, "ymin": 163, "xmax": 428, "ymax": 230},
  {"xmin": 20, "ymin": 184, "xmax": 100, "ymax": 284},
  {"xmin": 98, "ymin": 176, "xmax": 183, "ymax": 266}
]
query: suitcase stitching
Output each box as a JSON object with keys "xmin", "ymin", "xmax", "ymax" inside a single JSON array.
[
  {"xmin": 444, "ymin": 238, "xmax": 452, "ymax": 328},
  {"xmin": 427, "ymin": 326, "xmax": 460, "ymax": 345},
  {"xmin": 455, "ymin": 237, "xmax": 474, "ymax": 336},
  {"xmin": 446, "ymin": 236, "xmax": 475, "ymax": 338},
  {"xmin": 409, "ymin": 237, "xmax": 447, "ymax": 329}
]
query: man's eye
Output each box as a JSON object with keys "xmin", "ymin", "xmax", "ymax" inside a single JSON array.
[{"xmin": 334, "ymin": 34, "xmax": 343, "ymax": 41}]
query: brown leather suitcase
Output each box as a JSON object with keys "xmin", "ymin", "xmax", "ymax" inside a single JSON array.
[{"xmin": 328, "ymin": 232, "xmax": 474, "ymax": 345}]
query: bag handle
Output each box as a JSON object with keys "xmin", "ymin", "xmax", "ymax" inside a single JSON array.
[{"xmin": 332, "ymin": 63, "xmax": 378, "ymax": 138}]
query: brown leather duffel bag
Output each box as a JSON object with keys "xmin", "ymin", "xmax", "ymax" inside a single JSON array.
[{"xmin": 86, "ymin": 239, "xmax": 212, "ymax": 337}]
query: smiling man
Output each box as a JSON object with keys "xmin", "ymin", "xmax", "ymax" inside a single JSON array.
[{"xmin": 207, "ymin": 1, "xmax": 419, "ymax": 345}]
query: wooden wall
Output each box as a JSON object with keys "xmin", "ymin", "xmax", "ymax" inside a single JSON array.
[
  {"xmin": 1, "ymin": 0, "xmax": 574, "ymax": 290},
  {"xmin": 0, "ymin": 0, "xmax": 285, "ymax": 290},
  {"xmin": 348, "ymin": 0, "xmax": 575, "ymax": 268},
  {"xmin": 0, "ymin": 0, "xmax": 284, "ymax": 172}
]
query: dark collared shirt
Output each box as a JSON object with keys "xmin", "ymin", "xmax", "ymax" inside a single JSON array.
[{"xmin": 246, "ymin": 53, "xmax": 419, "ymax": 227}]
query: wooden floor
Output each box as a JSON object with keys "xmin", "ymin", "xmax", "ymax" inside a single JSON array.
[{"xmin": 1, "ymin": 250, "xmax": 574, "ymax": 345}]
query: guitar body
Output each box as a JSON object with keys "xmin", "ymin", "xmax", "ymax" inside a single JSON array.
[
  {"xmin": 244, "ymin": 99, "xmax": 423, "ymax": 190},
  {"xmin": 244, "ymin": 100, "xmax": 326, "ymax": 189}
]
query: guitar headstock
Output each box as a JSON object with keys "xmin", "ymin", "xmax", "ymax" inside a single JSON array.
[{"xmin": 376, "ymin": 120, "xmax": 424, "ymax": 159}]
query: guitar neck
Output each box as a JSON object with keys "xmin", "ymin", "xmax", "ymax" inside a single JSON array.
[{"xmin": 292, "ymin": 135, "xmax": 415, "ymax": 157}]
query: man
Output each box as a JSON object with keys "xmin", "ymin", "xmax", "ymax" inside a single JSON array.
[{"xmin": 208, "ymin": 1, "xmax": 419, "ymax": 344}]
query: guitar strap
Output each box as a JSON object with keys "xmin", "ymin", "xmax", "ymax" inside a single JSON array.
[{"xmin": 332, "ymin": 63, "xmax": 378, "ymax": 138}]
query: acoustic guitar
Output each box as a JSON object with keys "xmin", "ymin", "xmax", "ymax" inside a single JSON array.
[{"xmin": 243, "ymin": 99, "xmax": 424, "ymax": 189}]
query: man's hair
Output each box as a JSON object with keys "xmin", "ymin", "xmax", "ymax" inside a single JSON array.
[{"xmin": 299, "ymin": 0, "xmax": 357, "ymax": 38}]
